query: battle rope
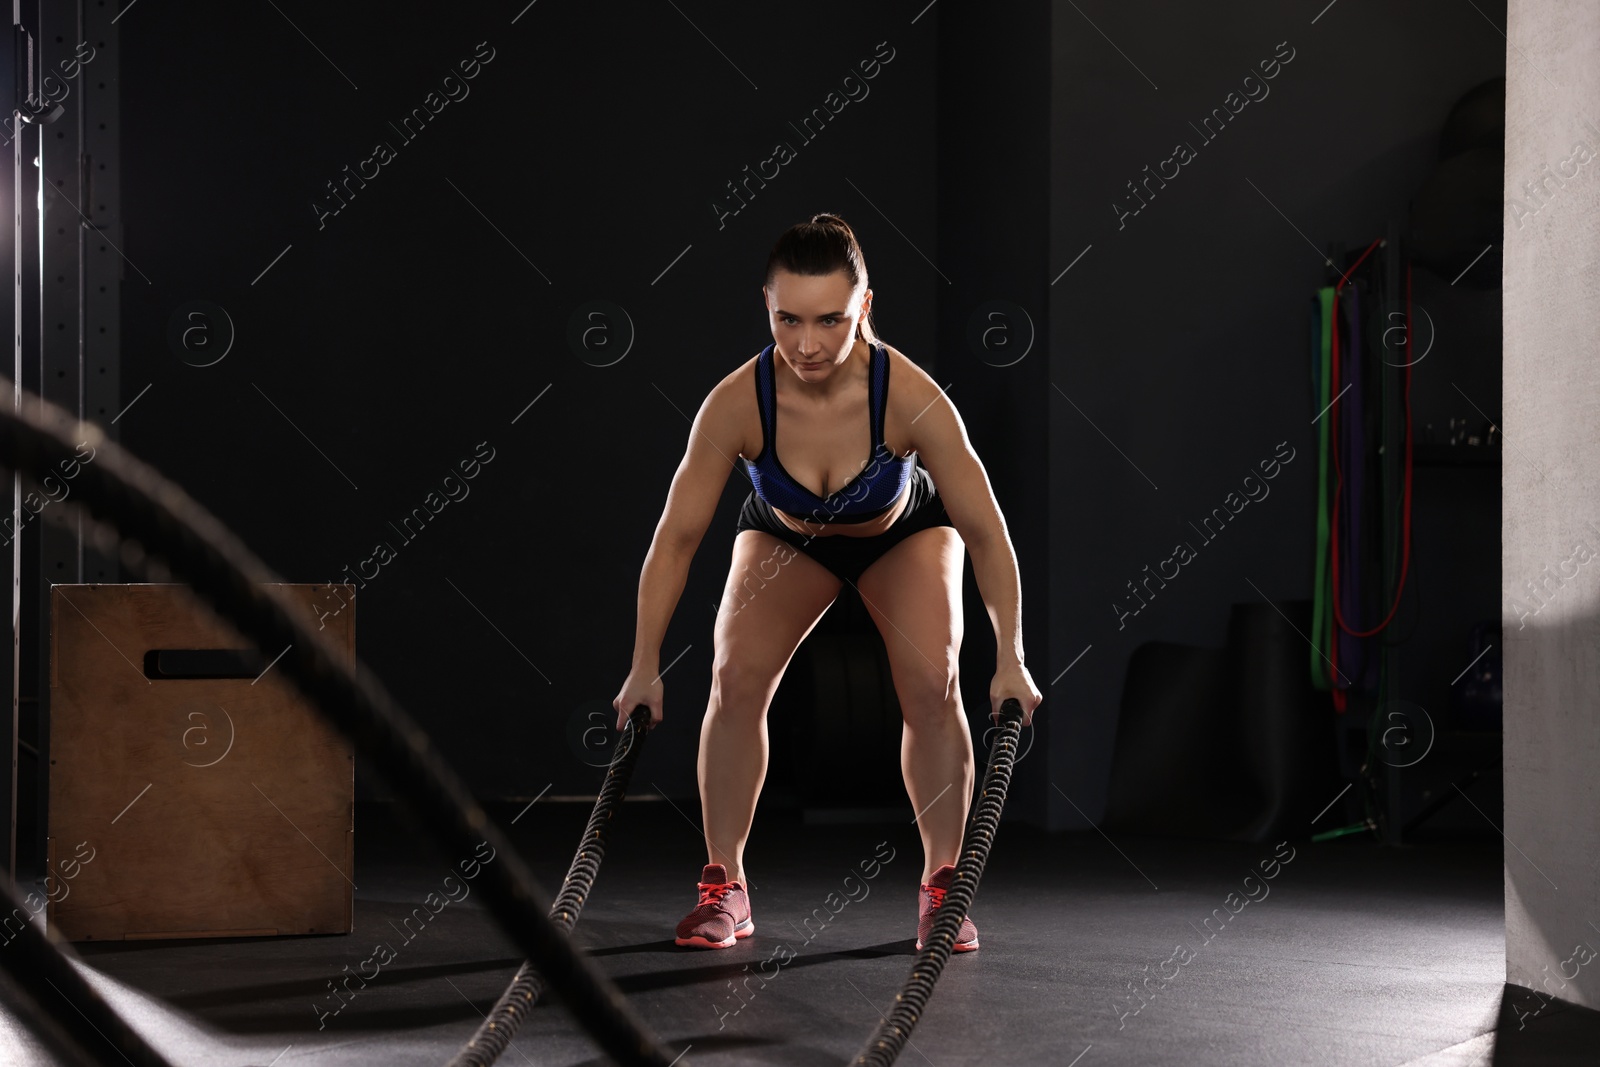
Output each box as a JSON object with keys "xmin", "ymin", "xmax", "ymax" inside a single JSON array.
[
  {"xmin": 0, "ymin": 379, "xmax": 1029, "ymax": 1067},
  {"xmin": 0, "ymin": 877, "xmax": 177, "ymax": 1067},
  {"xmin": 851, "ymin": 697, "xmax": 1025, "ymax": 1067},
  {"xmin": 0, "ymin": 383, "xmax": 680, "ymax": 1067},
  {"xmin": 448, "ymin": 707, "xmax": 652, "ymax": 1067}
]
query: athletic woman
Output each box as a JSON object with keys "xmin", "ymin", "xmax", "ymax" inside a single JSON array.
[{"xmin": 612, "ymin": 213, "xmax": 1042, "ymax": 953}]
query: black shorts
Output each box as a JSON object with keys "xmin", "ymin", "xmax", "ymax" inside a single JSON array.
[{"xmin": 734, "ymin": 463, "xmax": 956, "ymax": 586}]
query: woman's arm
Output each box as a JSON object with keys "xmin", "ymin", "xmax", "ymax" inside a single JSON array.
[
  {"xmin": 615, "ymin": 375, "xmax": 746, "ymax": 728},
  {"xmin": 897, "ymin": 355, "xmax": 1043, "ymax": 723}
]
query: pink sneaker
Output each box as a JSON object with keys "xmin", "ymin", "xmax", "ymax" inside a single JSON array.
[
  {"xmin": 915, "ymin": 864, "xmax": 978, "ymax": 952},
  {"xmin": 674, "ymin": 864, "xmax": 754, "ymax": 949}
]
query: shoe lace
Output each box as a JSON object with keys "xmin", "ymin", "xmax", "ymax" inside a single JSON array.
[
  {"xmin": 923, "ymin": 883, "xmax": 947, "ymax": 909},
  {"xmin": 697, "ymin": 882, "xmax": 735, "ymax": 908}
]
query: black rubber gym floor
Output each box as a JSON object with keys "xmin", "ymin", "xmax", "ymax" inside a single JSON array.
[{"xmin": 5, "ymin": 800, "xmax": 1594, "ymax": 1066}]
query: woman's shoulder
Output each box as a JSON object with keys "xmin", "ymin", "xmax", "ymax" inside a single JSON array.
[
  {"xmin": 877, "ymin": 341, "xmax": 953, "ymax": 453},
  {"xmin": 702, "ymin": 351, "xmax": 766, "ymax": 459},
  {"xmin": 877, "ymin": 341, "xmax": 941, "ymax": 406},
  {"xmin": 877, "ymin": 338, "xmax": 920, "ymax": 371},
  {"xmin": 715, "ymin": 349, "xmax": 763, "ymax": 397}
]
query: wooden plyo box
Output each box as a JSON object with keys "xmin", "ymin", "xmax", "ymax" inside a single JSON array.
[{"xmin": 47, "ymin": 583, "xmax": 356, "ymax": 941}]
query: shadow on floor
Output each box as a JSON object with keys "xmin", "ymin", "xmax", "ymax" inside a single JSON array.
[
  {"xmin": 1492, "ymin": 982, "xmax": 1600, "ymax": 1064},
  {"xmin": 588, "ymin": 938, "xmax": 913, "ymax": 995}
]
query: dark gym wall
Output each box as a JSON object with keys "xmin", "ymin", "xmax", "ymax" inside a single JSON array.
[
  {"xmin": 119, "ymin": 3, "xmax": 937, "ymax": 802},
  {"xmin": 111, "ymin": 1, "xmax": 1505, "ymax": 832},
  {"xmin": 933, "ymin": 5, "xmax": 1054, "ymax": 826},
  {"xmin": 1045, "ymin": 1, "xmax": 1505, "ymax": 829}
]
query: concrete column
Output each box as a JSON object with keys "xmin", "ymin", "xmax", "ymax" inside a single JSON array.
[{"xmin": 1503, "ymin": 0, "xmax": 1600, "ymax": 1012}]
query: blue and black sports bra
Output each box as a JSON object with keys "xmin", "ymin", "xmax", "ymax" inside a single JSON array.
[{"xmin": 743, "ymin": 340, "xmax": 915, "ymax": 524}]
